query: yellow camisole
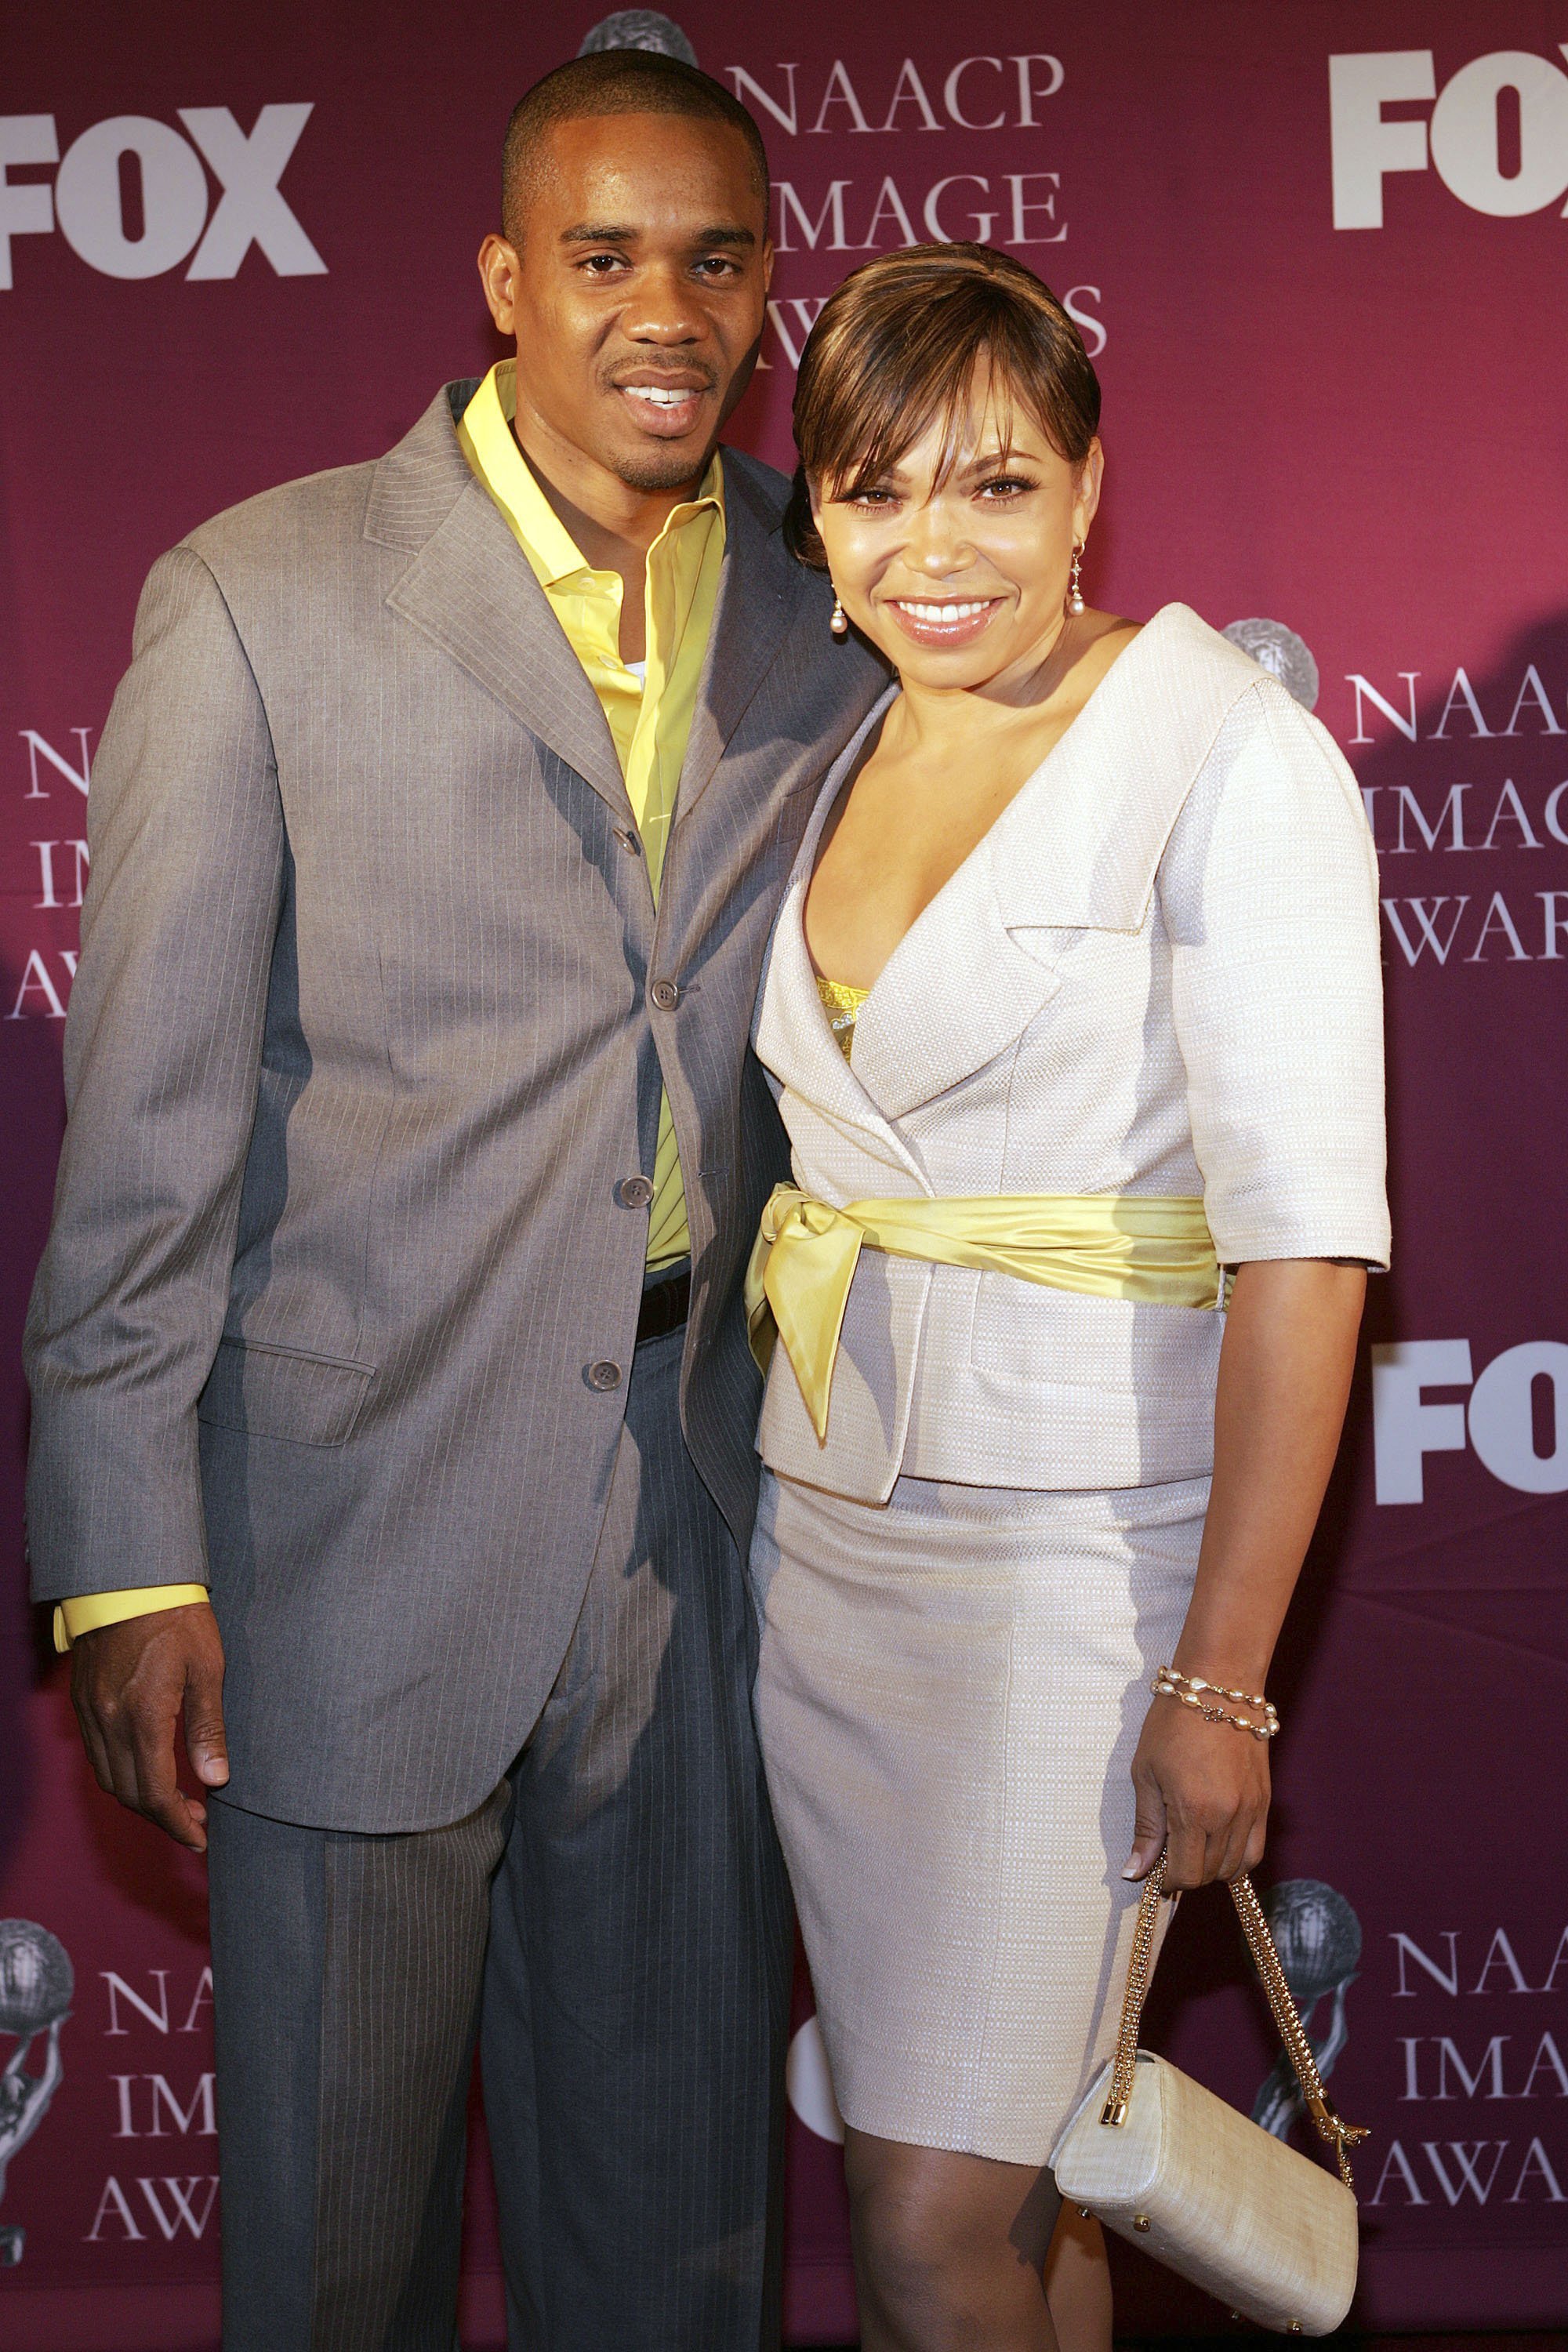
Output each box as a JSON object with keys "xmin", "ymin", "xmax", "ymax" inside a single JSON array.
[{"xmin": 816, "ymin": 976, "xmax": 869, "ymax": 1058}]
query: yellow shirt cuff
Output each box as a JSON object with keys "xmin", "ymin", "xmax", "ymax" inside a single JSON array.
[{"xmin": 53, "ymin": 1585, "xmax": 211, "ymax": 1654}]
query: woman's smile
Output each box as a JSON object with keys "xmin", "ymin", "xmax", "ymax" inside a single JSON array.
[{"xmin": 883, "ymin": 593, "xmax": 1005, "ymax": 649}]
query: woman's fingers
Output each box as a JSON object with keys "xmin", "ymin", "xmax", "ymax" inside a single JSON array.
[
  {"xmin": 1243, "ymin": 1809, "xmax": 1269, "ymax": 1876},
  {"xmin": 1206, "ymin": 1787, "xmax": 1270, "ymax": 1885},
  {"xmin": 1214, "ymin": 1745, "xmax": 1271, "ymax": 1882},
  {"xmin": 1158, "ymin": 1784, "xmax": 1268, "ymax": 1889},
  {"xmin": 1162, "ymin": 1814, "xmax": 1210, "ymax": 1891},
  {"xmin": 1123, "ymin": 1763, "xmax": 1168, "ymax": 1881},
  {"xmin": 1127, "ymin": 1697, "xmax": 1272, "ymax": 1887},
  {"xmin": 1231, "ymin": 1800, "xmax": 1272, "ymax": 1884},
  {"xmin": 1214, "ymin": 1816, "xmax": 1251, "ymax": 1886}
]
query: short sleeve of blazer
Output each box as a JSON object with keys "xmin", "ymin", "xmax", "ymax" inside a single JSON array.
[{"xmin": 1158, "ymin": 679, "xmax": 1391, "ymax": 1269}]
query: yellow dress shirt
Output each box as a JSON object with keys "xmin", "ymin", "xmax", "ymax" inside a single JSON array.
[
  {"xmin": 56, "ymin": 361, "xmax": 725, "ymax": 1652},
  {"xmin": 459, "ymin": 358, "xmax": 722, "ymax": 1268}
]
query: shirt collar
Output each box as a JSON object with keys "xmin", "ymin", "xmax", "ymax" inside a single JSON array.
[{"xmin": 461, "ymin": 359, "xmax": 724, "ymax": 588}]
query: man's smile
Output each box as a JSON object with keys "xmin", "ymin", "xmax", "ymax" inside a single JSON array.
[{"xmin": 612, "ymin": 372, "xmax": 714, "ymax": 438}]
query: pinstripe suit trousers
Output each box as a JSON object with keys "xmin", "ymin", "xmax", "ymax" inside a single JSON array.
[{"xmin": 207, "ymin": 1324, "xmax": 793, "ymax": 2351}]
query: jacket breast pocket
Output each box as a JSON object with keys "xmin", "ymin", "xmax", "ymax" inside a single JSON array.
[{"xmin": 198, "ymin": 1337, "xmax": 376, "ymax": 1448}]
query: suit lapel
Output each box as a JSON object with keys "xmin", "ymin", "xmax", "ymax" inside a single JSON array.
[
  {"xmin": 369, "ymin": 387, "xmax": 629, "ymax": 817},
  {"xmin": 367, "ymin": 392, "xmax": 896, "ymax": 844},
  {"xmin": 672, "ymin": 451, "xmax": 801, "ymax": 827}
]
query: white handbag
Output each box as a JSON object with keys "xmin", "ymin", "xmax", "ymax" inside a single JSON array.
[{"xmin": 1051, "ymin": 1855, "xmax": 1369, "ymax": 2337}]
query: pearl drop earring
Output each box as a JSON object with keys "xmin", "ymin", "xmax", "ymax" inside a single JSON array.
[
  {"xmin": 829, "ymin": 595, "xmax": 849, "ymax": 638},
  {"xmin": 1066, "ymin": 544, "xmax": 1085, "ymax": 617}
]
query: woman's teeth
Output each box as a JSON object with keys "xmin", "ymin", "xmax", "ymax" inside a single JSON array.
[{"xmin": 896, "ymin": 601, "xmax": 991, "ymax": 622}]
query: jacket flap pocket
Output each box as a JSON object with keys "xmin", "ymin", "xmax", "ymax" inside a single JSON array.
[{"xmin": 198, "ymin": 1338, "xmax": 375, "ymax": 1448}]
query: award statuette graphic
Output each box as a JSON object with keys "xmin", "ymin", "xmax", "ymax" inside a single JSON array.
[
  {"xmin": 1221, "ymin": 618, "xmax": 1322, "ymax": 713},
  {"xmin": 578, "ymin": 10, "xmax": 699, "ymax": 64},
  {"xmin": 1250, "ymin": 1880, "xmax": 1361, "ymax": 2140},
  {"xmin": 0, "ymin": 1920, "xmax": 73, "ymax": 2266}
]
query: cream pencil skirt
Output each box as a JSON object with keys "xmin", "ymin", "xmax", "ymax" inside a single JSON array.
[{"xmin": 750, "ymin": 1466, "xmax": 1208, "ymax": 2167}]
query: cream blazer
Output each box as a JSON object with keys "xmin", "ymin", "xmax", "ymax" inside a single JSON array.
[{"xmin": 752, "ymin": 603, "xmax": 1390, "ymax": 1501}]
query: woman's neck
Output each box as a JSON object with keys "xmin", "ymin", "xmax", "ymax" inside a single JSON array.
[{"xmin": 884, "ymin": 608, "xmax": 1104, "ymax": 760}]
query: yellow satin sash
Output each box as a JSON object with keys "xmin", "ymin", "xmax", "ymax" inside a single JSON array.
[{"xmin": 745, "ymin": 1183, "xmax": 1222, "ymax": 1441}]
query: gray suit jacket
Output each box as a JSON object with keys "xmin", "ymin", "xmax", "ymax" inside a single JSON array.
[{"xmin": 24, "ymin": 382, "xmax": 887, "ymax": 1831}]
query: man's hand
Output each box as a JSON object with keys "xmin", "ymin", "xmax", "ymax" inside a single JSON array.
[{"xmin": 71, "ymin": 1605, "xmax": 228, "ymax": 1852}]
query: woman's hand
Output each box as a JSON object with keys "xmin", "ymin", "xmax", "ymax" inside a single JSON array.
[
  {"xmin": 1120, "ymin": 1259, "xmax": 1365, "ymax": 1893},
  {"xmin": 1124, "ymin": 1695, "xmax": 1270, "ymax": 1889}
]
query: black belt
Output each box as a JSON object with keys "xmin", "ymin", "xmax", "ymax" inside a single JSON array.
[{"xmin": 637, "ymin": 1265, "xmax": 691, "ymax": 1345}]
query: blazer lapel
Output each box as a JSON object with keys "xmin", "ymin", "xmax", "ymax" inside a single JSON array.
[
  {"xmin": 369, "ymin": 387, "xmax": 629, "ymax": 817},
  {"xmin": 754, "ymin": 702, "xmax": 931, "ymax": 1191},
  {"xmin": 672, "ymin": 450, "xmax": 801, "ymax": 826},
  {"xmin": 841, "ymin": 606, "xmax": 1268, "ymax": 1120},
  {"xmin": 989, "ymin": 602, "xmax": 1266, "ymax": 935},
  {"xmin": 849, "ymin": 867, "xmax": 1062, "ymax": 1122}
]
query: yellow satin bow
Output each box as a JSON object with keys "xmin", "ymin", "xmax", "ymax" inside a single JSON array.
[{"xmin": 746, "ymin": 1183, "xmax": 1222, "ymax": 1441}]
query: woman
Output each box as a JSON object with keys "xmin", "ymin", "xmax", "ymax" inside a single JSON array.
[{"xmin": 745, "ymin": 245, "xmax": 1388, "ymax": 2352}]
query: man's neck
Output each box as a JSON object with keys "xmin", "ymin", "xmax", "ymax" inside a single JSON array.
[{"xmin": 510, "ymin": 397, "xmax": 707, "ymax": 579}]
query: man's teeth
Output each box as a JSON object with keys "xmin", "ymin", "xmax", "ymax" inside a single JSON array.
[
  {"xmin": 624, "ymin": 385, "xmax": 695, "ymax": 406},
  {"xmin": 897, "ymin": 601, "xmax": 991, "ymax": 622}
]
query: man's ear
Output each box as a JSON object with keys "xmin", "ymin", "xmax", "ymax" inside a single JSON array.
[
  {"xmin": 761, "ymin": 237, "xmax": 775, "ymax": 297},
  {"xmin": 477, "ymin": 234, "xmax": 521, "ymax": 337}
]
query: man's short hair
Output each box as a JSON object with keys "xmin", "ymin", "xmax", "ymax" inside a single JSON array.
[{"xmin": 502, "ymin": 53, "xmax": 769, "ymax": 245}]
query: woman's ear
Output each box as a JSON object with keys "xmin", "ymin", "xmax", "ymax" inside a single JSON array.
[{"xmin": 1072, "ymin": 438, "xmax": 1105, "ymax": 547}]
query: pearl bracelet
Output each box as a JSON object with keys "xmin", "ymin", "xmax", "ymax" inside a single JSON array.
[{"xmin": 1151, "ymin": 1664, "xmax": 1279, "ymax": 1740}]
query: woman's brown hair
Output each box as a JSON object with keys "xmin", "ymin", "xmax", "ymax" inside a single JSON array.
[{"xmin": 784, "ymin": 243, "xmax": 1101, "ymax": 568}]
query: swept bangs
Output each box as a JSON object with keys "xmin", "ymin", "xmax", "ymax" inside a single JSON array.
[{"xmin": 785, "ymin": 244, "xmax": 1101, "ymax": 568}]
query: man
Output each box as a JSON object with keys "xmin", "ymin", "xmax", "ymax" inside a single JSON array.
[{"xmin": 24, "ymin": 53, "xmax": 884, "ymax": 2350}]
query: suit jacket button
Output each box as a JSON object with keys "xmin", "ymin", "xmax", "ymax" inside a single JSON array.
[
  {"xmin": 651, "ymin": 978, "xmax": 681, "ymax": 1010},
  {"xmin": 612, "ymin": 827, "xmax": 641, "ymax": 855},
  {"xmin": 617, "ymin": 1175, "xmax": 655, "ymax": 1210},
  {"xmin": 585, "ymin": 1359, "xmax": 623, "ymax": 1392}
]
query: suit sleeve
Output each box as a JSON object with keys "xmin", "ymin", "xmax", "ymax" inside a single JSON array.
[
  {"xmin": 24, "ymin": 546, "xmax": 286, "ymax": 1602},
  {"xmin": 1159, "ymin": 680, "xmax": 1390, "ymax": 1269}
]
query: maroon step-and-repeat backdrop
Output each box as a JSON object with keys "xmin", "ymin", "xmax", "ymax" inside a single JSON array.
[{"xmin": 2, "ymin": 5, "xmax": 1566, "ymax": 2344}]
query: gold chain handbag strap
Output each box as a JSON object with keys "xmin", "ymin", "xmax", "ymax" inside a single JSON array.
[{"xmin": 1100, "ymin": 1852, "xmax": 1370, "ymax": 2190}]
